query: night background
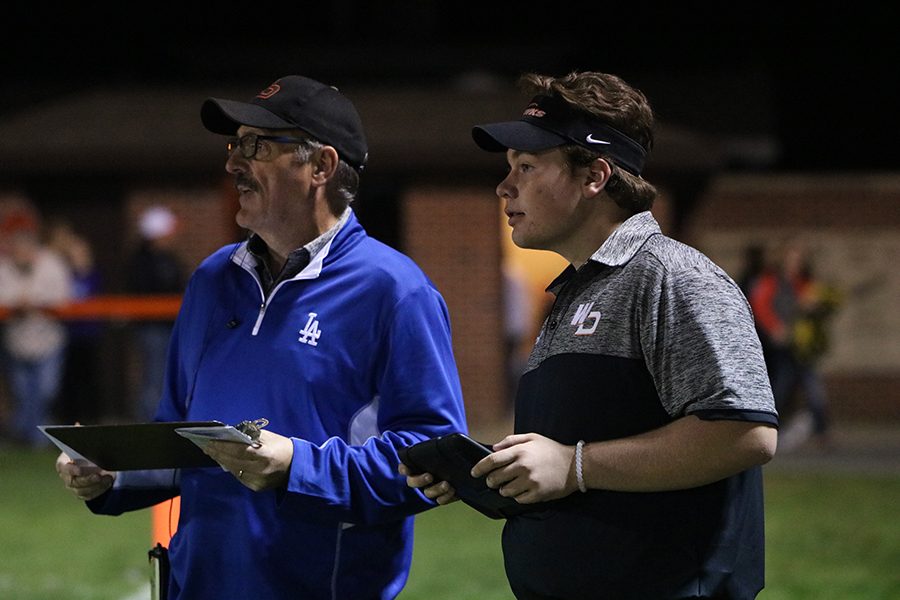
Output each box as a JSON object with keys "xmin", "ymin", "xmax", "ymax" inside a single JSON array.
[{"xmin": 3, "ymin": 3, "xmax": 898, "ymax": 171}]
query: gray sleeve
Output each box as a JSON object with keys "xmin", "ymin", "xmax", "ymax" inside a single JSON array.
[{"xmin": 640, "ymin": 264, "xmax": 777, "ymax": 420}]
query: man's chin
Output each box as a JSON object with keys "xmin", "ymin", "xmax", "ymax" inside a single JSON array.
[
  {"xmin": 511, "ymin": 231, "xmax": 536, "ymax": 250},
  {"xmin": 235, "ymin": 211, "xmax": 253, "ymax": 231}
]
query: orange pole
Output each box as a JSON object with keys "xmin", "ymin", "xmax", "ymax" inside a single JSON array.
[{"xmin": 151, "ymin": 497, "xmax": 181, "ymax": 546}]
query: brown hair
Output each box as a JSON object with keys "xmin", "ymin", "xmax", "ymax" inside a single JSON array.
[{"xmin": 520, "ymin": 71, "xmax": 657, "ymax": 213}]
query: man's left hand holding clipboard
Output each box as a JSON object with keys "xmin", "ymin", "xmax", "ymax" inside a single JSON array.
[{"xmin": 180, "ymin": 419, "xmax": 297, "ymax": 492}]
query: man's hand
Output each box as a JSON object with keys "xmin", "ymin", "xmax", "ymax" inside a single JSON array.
[
  {"xmin": 201, "ymin": 429, "xmax": 294, "ymax": 491},
  {"xmin": 56, "ymin": 452, "xmax": 115, "ymax": 501},
  {"xmin": 398, "ymin": 463, "xmax": 458, "ymax": 505},
  {"xmin": 471, "ymin": 433, "xmax": 578, "ymax": 504}
]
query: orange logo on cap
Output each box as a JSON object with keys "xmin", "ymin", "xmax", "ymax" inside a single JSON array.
[
  {"xmin": 257, "ymin": 83, "xmax": 281, "ymax": 99},
  {"xmin": 523, "ymin": 103, "xmax": 545, "ymax": 118}
]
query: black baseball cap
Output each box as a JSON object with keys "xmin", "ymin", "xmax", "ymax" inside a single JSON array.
[
  {"xmin": 201, "ymin": 75, "xmax": 368, "ymax": 172},
  {"xmin": 472, "ymin": 94, "xmax": 647, "ymax": 176}
]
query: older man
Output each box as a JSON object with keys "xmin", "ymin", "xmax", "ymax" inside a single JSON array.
[{"xmin": 57, "ymin": 75, "xmax": 467, "ymax": 600}]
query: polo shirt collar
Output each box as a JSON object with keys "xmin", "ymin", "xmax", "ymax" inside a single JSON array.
[
  {"xmin": 233, "ymin": 207, "xmax": 352, "ymax": 285},
  {"xmin": 589, "ymin": 210, "xmax": 660, "ymax": 267},
  {"xmin": 546, "ymin": 211, "xmax": 660, "ymax": 294}
]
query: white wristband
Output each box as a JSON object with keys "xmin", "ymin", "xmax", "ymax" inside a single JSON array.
[{"xmin": 575, "ymin": 440, "xmax": 587, "ymax": 493}]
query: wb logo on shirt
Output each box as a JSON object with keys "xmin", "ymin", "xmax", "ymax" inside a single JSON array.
[
  {"xmin": 299, "ymin": 312, "xmax": 322, "ymax": 346},
  {"xmin": 571, "ymin": 302, "xmax": 601, "ymax": 335}
]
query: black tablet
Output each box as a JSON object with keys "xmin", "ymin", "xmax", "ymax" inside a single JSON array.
[{"xmin": 399, "ymin": 433, "xmax": 530, "ymax": 519}]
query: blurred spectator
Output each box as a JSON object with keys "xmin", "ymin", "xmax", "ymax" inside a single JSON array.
[
  {"xmin": 737, "ymin": 243, "xmax": 773, "ymax": 374},
  {"xmin": 748, "ymin": 239, "xmax": 838, "ymax": 451},
  {"xmin": 748, "ymin": 240, "xmax": 803, "ymax": 411},
  {"xmin": 782, "ymin": 257, "xmax": 841, "ymax": 450},
  {"xmin": 47, "ymin": 219, "xmax": 105, "ymax": 424},
  {"xmin": 125, "ymin": 205, "xmax": 186, "ymax": 421},
  {"xmin": 737, "ymin": 243, "xmax": 766, "ymax": 298},
  {"xmin": 0, "ymin": 208, "xmax": 73, "ymax": 446}
]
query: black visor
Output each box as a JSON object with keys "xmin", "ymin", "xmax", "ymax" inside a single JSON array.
[{"xmin": 472, "ymin": 94, "xmax": 647, "ymax": 176}]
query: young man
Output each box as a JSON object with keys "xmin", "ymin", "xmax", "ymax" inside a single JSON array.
[
  {"xmin": 404, "ymin": 71, "xmax": 778, "ymax": 599},
  {"xmin": 56, "ymin": 75, "xmax": 467, "ymax": 600}
]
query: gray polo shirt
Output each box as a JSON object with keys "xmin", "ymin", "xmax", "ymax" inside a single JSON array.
[
  {"xmin": 524, "ymin": 210, "xmax": 777, "ymax": 427},
  {"xmin": 504, "ymin": 211, "xmax": 778, "ymax": 600}
]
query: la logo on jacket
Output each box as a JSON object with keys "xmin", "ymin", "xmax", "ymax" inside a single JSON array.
[{"xmin": 299, "ymin": 312, "xmax": 322, "ymax": 346}]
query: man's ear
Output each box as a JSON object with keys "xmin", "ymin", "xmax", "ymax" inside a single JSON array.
[
  {"xmin": 310, "ymin": 146, "xmax": 340, "ymax": 187},
  {"xmin": 584, "ymin": 157, "xmax": 612, "ymax": 198}
]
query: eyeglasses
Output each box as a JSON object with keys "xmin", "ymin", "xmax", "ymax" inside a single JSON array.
[{"xmin": 226, "ymin": 133, "xmax": 309, "ymax": 160}]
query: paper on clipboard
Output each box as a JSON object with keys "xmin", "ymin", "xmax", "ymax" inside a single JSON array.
[{"xmin": 174, "ymin": 425, "xmax": 255, "ymax": 449}]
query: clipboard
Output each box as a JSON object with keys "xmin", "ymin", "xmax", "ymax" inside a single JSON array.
[
  {"xmin": 39, "ymin": 421, "xmax": 226, "ymax": 470},
  {"xmin": 399, "ymin": 433, "xmax": 532, "ymax": 519}
]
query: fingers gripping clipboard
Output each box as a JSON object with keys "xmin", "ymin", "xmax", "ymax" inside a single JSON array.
[{"xmin": 399, "ymin": 433, "xmax": 533, "ymax": 519}]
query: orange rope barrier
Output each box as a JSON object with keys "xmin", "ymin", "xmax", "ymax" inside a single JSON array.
[{"xmin": 0, "ymin": 294, "xmax": 182, "ymax": 321}]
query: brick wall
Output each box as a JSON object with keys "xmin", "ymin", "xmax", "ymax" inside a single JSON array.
[{"xmin": 403, "ymin": 187, "xmax": 506, "ymax": 427}]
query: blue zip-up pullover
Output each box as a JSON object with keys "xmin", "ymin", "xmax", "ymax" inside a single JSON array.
[{"xmin": 88, "ymin": 211, "xmax": 467, "ymax": 599}]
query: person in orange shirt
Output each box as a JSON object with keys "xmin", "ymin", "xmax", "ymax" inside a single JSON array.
[{"xmin": 749, "ymin": 240, "xmax": 836, "ymax": 450}]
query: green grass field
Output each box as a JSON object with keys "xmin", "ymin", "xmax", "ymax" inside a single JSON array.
[{"xmin": 1, "ymin": 448, "xmax": 898, "ymax": 599}]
